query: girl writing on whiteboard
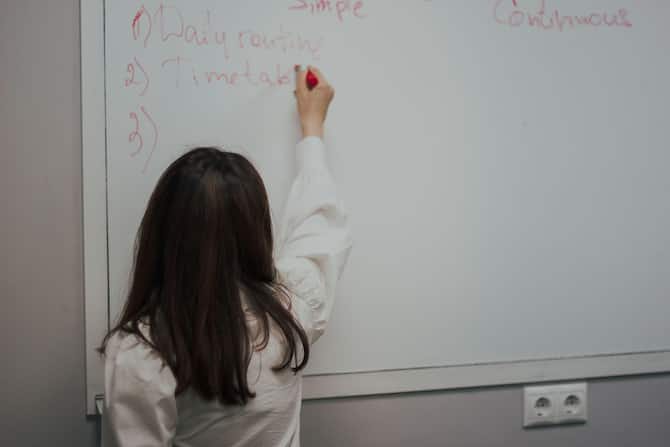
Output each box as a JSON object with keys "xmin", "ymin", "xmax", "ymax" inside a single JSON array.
[{"xmin": 100, "ymin": 66, "xmax": 352, "ymax": 446}]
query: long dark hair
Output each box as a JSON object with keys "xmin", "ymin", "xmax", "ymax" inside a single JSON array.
[{"xmin": 100, "ymin": 147, "xmax": 310, "ymax": 405}]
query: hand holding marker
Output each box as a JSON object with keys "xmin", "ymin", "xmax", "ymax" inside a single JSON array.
[
  {"xmin": 294, "ymin": 65, "xmax": 335, "ymax": 139},
  {"xmin": 295, "ymin": 64, "xmax": 320, "ymax": 89}
]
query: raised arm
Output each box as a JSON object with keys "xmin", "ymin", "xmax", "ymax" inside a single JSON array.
[{"xmin": 275, "ymin": 66, "xmax": 352, "ymax": 344}]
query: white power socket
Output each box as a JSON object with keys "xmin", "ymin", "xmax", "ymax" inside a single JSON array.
[{"xmin": 523, "ymin": 382, "xmax": 588, "ymax": 428}]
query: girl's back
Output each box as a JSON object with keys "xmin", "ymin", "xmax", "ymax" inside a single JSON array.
[{"xmin": 101, "ymin": 68, "xmax": 352, "ymax": 446}]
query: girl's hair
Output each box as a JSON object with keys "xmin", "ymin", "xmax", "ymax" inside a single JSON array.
[{"xmin": 99, "ymin": 147, "xmax": 310, "ymax": 405}]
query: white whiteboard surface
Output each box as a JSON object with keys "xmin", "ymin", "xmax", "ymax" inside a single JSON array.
[{"xmin": 83, "ymin": 0, "xmax": 670, "ymax": 414}]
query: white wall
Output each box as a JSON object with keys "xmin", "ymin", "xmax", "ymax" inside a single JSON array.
[{"xmin": 1, "ymin": 1, "xmax": 668, "ymax": 445}]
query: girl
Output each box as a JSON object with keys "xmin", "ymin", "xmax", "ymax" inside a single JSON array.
[{"xmin": 100, "ymin": 66, "xmax": 352, "ymax": 446}]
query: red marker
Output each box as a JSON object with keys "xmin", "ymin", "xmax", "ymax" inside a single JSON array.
[
  {"xmin": 306, "ymin": 69, "xmax": 319, "ymax": 89},
  {"xmin": 295, "ymin": 65, "xmax": 319, "ymax": 90}
]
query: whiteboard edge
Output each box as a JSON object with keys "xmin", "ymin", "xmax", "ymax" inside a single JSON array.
[
  {"xmin": 303, "ymin": 351, "xmax": 670, "ymax": 400},
  {"xmin": 81, "ymin": 0, "xmax": 108, "ymax": 416}
]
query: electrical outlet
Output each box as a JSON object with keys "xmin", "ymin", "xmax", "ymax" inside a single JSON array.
[
  {"xmin": 524, "ymin": 386, "xmax": 556, "ymax": 427},
  {"xmin": 523, "ymin": 383, "xmax": 588, "ymax": 428},
  {"xmin": 558, "ymin": 385, "xmax": 587, "ymax": 424}
]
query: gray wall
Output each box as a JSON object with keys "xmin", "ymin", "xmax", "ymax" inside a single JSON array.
[
  {"xmin": 1, "ymin": 1, "xmax": 668, "ymax": 446},
  {"xmin": 0, "ymin": 0, "xmax": 97, "ymax": 445},
  {"xmin": 302, "ymin": 375, "xmax": 670, "ymax": 446}
]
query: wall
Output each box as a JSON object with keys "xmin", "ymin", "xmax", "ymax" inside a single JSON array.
[
  {"xmin": 0, "ymin": 1, "xmax": 668, "ymax": 446},
  {"xmin": 0, "ymin": 0, "xmax": 97, "ymax": 446},
  {"xmin": 303, "ymin": 374, "xmax": 670, "ymax": 446}
]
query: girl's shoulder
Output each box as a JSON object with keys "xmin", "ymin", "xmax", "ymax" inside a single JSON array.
[
  {"xmin": 104, "ymin": 323, "xmax": 176, "ymax": 390},
  {"xmin": 105, "ymin": 321, "xmax": 152, "ymax": 356}
]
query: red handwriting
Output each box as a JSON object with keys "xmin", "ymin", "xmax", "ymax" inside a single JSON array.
[
  {"xmin": 132, "ymin": 10, "xmax": 143, "ymax": 29},
  {"xmin": 237, "ymin": 26, "xmax": 323, "ymax": 59},
  {"xmin": 128, "ymin": 106, "xmax": 159, "ymax": 172},
  {"xmin": 124, "ymin": 57, "xmax": 150, "ymax": 96},
  {"xmin": 128, "ymin": 111, "xmax": 143, "ymax": 156},
  {"xmin": 494, "ymin": 0, "xmax": 632, "ymax": 31},
  {"xmin": 204, "ymin": 62, "xmax": 293, "ymax": 87},
  {"xmin": 124, "ymin": 2, "xmax": 334, "ymax": 173},
  {"xmin": 140, "ymin": 106, "xmax": 158, "ymax": 173},
  {"xmin": 131, "ymin": 5, "xmax": 152, "ymax": 47},
  {"xmin": 161, "ymin": 56, "xmax": 191, "ymax": 88},
  {"xmin": 289, "ymin": 0, "xmax": 366, "ymax": 22},
  {"xmin": 161, "ymin": 58, "xmax": 294, "ymax": 88},
  {"xmin": 130, "ymin": 3, "xmax": 322, "ymax": 60},
  {"xmin": 155, "ymin": 4, "xmax": 229, "ymax": 53}
]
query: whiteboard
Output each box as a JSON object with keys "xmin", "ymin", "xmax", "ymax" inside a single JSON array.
[{"xmin": 83, "ymin": 0, "xmax": 670, "ymax": 414}]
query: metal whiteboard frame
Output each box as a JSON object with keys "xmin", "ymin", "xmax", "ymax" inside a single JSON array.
[{"xmin": 81, "ymin": 0, "xmax": 670, "ymax": 416}]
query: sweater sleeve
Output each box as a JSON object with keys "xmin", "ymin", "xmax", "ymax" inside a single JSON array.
[
  {"xmin": 101, "ymin": 331, "xmax": 177, "ymax": 447},
  {"xmin": 275, "ymin": 137, "xmax": 353, "ymax": 344}
]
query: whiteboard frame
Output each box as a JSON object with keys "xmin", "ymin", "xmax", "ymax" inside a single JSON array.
[
  {"xmin": 82, "ymin": 0, "xmax": 108, "ymax": 415},
  {"xmin": 302, "ymin": 351, "xmax": 670, "ymax": 400},
  {"xmin": 81, "ymin": 0, "xmax": 670, "ymax": 416}
]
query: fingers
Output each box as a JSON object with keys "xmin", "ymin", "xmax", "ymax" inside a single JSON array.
[
  {"xmin": 307, "ymin": 66, "xmax": 334, "ymax": 100},
  {"xmin": 294, "ymin": 64, "xmax": 308, "ymax": 91},
  {"xmin": 295, "ymin": 65, "xmax": 331, "ymax": 92}
]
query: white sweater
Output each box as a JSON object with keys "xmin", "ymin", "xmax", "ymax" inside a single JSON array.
[{"xmin": 102, "ymin": 137, "xmax": 352, "ymax": 447}]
